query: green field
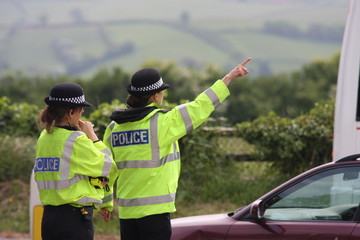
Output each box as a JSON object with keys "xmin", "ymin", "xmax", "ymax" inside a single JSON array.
[{"xmin": 0, "ymin": 0, "xmax": 349, "ymax": 77}]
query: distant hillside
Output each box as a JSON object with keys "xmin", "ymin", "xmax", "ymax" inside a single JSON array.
[{"xmin": 0, "ymin": 0, "xmax": 350, "ymax": 77}]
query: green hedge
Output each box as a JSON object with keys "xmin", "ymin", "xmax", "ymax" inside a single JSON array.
[
  {"xmin": 0, "ymin": 135, "xmax": 35, "ymax": 182},
  {"xmin": 237, "ymin": 99, "xmax": 334, "ymax": 177}
]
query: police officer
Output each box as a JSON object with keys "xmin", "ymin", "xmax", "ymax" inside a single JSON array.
[
  {"xmin": 103, "ymin": 58, "xmax": 251, "ymax": 240},
  {"xmin": 34, "ymin": 82, "xmax": 117, "ymax": 240}
]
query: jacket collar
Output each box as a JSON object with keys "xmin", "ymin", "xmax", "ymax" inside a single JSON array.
[{"xmin": 110, "ymin": 103, "xmax": 160, "ymax": 124}]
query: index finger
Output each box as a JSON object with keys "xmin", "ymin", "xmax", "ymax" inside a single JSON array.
[{"xmin": 240, "ymin": 57, "xmax": 251, "ymax": 66}]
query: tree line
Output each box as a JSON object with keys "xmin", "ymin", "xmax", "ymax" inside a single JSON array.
[
  {"xmin": 0, "ymin": 53, "xmax": 338, "ymax": 179},
  {"xmin": 0, "ymin": 53, "xmax": 339, "ymax": 124}
]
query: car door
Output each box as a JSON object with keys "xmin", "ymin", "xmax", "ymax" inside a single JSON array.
[
  {"xmin": 227, "ymin": 220, "xmax": 357, "ymax": 240},
  {"xmin": 349, "ymin": 224, "xmax": 360, "ymax": 240},
  {"xmin": 226, "ymin": 165, "xmax": 360, "ymax": 240}
]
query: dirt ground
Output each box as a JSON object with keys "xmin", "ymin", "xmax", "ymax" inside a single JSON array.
[
  {"xmin": 0, "ymin": 233, "xmax": 28, "ymax": 237},
  {"xmin": 0, "ymin": 232, "xmax": 118, "ymax": 240},
  {"xmin": 0, "ymin": 232, "xmax": 29, "ymax": 240}
]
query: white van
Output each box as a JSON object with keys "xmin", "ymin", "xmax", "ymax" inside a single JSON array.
[{"xmin": 333, "ymin": 0, "xmax": 360, "ymax": 161}]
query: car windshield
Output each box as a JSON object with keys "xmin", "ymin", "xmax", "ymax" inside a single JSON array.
[{"xmin": 264, "ymin": 166, "xmax": 360, "ymax": 221}]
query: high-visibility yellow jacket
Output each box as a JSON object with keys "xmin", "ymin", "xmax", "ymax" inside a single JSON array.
[
  {"xmin": 103, "ymin": 80, "xmax": 230, "ymax": 219},
  {"xmin": 34, "ymin": 127, "xmax": 117, "ymax": 210}
]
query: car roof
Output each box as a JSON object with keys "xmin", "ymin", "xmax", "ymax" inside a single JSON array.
[{"xmin": 335, "ymin": 153, "xmax": 360, "ymax": 163}]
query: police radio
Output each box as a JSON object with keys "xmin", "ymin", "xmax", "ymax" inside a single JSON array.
[{"xmin": 89, "ymin": 177, "xmax": 110, "ymax": 192}]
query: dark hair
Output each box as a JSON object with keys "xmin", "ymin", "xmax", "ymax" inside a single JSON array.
[
  {"xmin": 126, "ymin": 94, "xmax": 153, "ymax": 108},
  {"xmin": 37, "ymin": 105, "xmax": 77, "ymax": 133}
]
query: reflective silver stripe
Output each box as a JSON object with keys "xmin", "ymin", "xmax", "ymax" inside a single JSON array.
[
  {"xmin": 150, "ymin": 113, "xmax": 160, "ymax": 162},
  {"xmin": 36, "ymin": 174, "xmax": 87, "ymax": 190},
  {"xmin": 109, "ymin": 121, "xmax": 115, "ymax": 130},
  {"xmin": 178, "ymin": 104, "xmax": 193, "ymax": 132},
  {"xmin": 173, "ymin": 142, "xmax": 180, "ymax": 159},
  {"xmin": 107, "ymin": 135, "xmax": 112, "ymax": 147},
  {"xmin": 107, "ymin": 122, "xmax": 115, "ymax": 146},
  {"xmin": 118, "ymin": 192, "xmax": 176, "ymax": 207},
  {"xmin": 116, "ymin": 151, "xmax": 180, "ymax": 169},
  {"xmin": 102, "ymin": 154, "xmax": 113, "ymax": 176},
  {"xmin": 77, "ymin": 196, "xmax": 102, "ymax": 206},
  {"xmin": 95, "ymin": 135, "xmax": 113, "ymax": 176},
  {"xmin": 204, "ymin": 88, "xmax": 220, "ymax": 108},
  {"xmin": 60, "ymin": 131, "xmax": 84, "ymax": 181},
  {"xmin": 100, "ymin": 148, "xmax": 112, "ymax": 156},
  {"xmin": 102, "ymin": 194, "xmax": 113, "ymax": 205}
]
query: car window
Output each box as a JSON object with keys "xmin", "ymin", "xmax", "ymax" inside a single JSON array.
[{"xmin": 264, "ymin": 166, "xmax": 360, "ymax": 222}]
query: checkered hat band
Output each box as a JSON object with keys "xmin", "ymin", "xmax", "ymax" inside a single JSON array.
[
  {"xmin": 49, "ymin": 95, "xmax": 86, "ymax": 104},
  {"xmin": 130, "ymin": 78, "xmax": 163, "ymax": 92}
]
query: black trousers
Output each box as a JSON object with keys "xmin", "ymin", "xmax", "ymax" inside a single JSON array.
[
  {"xmin": 42, "ymin": 204, "xmax": 94, "ymax": 240},
  {"xmin": 120, "ymin": 213, "xmax": 172, "ymax": 240}
]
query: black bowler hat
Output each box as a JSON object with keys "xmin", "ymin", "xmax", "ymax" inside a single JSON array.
[
  {"xmin": 127, "ymin": 68, "xmax": 170, "ymax": 96},
  {"xmin": 44, "ymin": 82, "xmax": 92, "ymax": 107}
]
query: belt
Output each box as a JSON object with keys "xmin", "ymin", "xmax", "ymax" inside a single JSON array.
[
  {"xmin": 44, "ymin": 204, "xmax": 93, "ymax": 212},
  {"xmin": 44, "ymin": 204, "xmax": 94, "ymax": 220}
]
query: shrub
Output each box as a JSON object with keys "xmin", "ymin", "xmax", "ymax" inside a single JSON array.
[
  {"xmin": 177, "ymin": 124, "xmax": 239, "ymax": 203},
  {"xmin": 236, "ymin": 99, "xmax": 334, "ymax": 177},
  {"xmin": 0, "ymin": 135, "xmax": 35, "ymax": 182},
  {"xmin": 0, "ymin": 97, "xmax": 39, "ymax": 137}
]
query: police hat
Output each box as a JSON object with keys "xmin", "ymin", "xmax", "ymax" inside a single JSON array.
[
  {"xmin": 127, "ymin": 68, "xmax": 170, "ymax": 96},
  {"xmin": 44, "ymin": 82, "xmax": 92, "ymax": 107}
]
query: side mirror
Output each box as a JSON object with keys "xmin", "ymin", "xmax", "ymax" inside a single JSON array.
[{"xmin": 250, "ymin": 199, "xmax": 265, "ymax": 220}]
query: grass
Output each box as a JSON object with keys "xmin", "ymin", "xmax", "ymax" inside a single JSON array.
[
  {"xmin": 0, "ymin": 180, "xmax": 31, "ymax": 234},
  {"xmin": 216, "ymin": 136, "xmax": 255, "ymax": 155},
  {"xmin": 0, "ymin": 161, "xmax": 287, "ymax": 238},
  {"xmin": 174, "ymin": 161, "xmax": 284, "ymax": 219}
]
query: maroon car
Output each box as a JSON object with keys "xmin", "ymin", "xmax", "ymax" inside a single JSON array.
[{"xmin": 171, "ymin": 154, "xmax": 360, "ymax": 240}]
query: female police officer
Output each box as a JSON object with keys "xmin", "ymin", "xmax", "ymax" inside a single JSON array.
[
  {"xmin": 103, "ymin": 58, "xmax": 251, "ymax": 240},
  {"xmin": 34, "ymin": 82, "xmax": 117, "ymax": 240}
]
